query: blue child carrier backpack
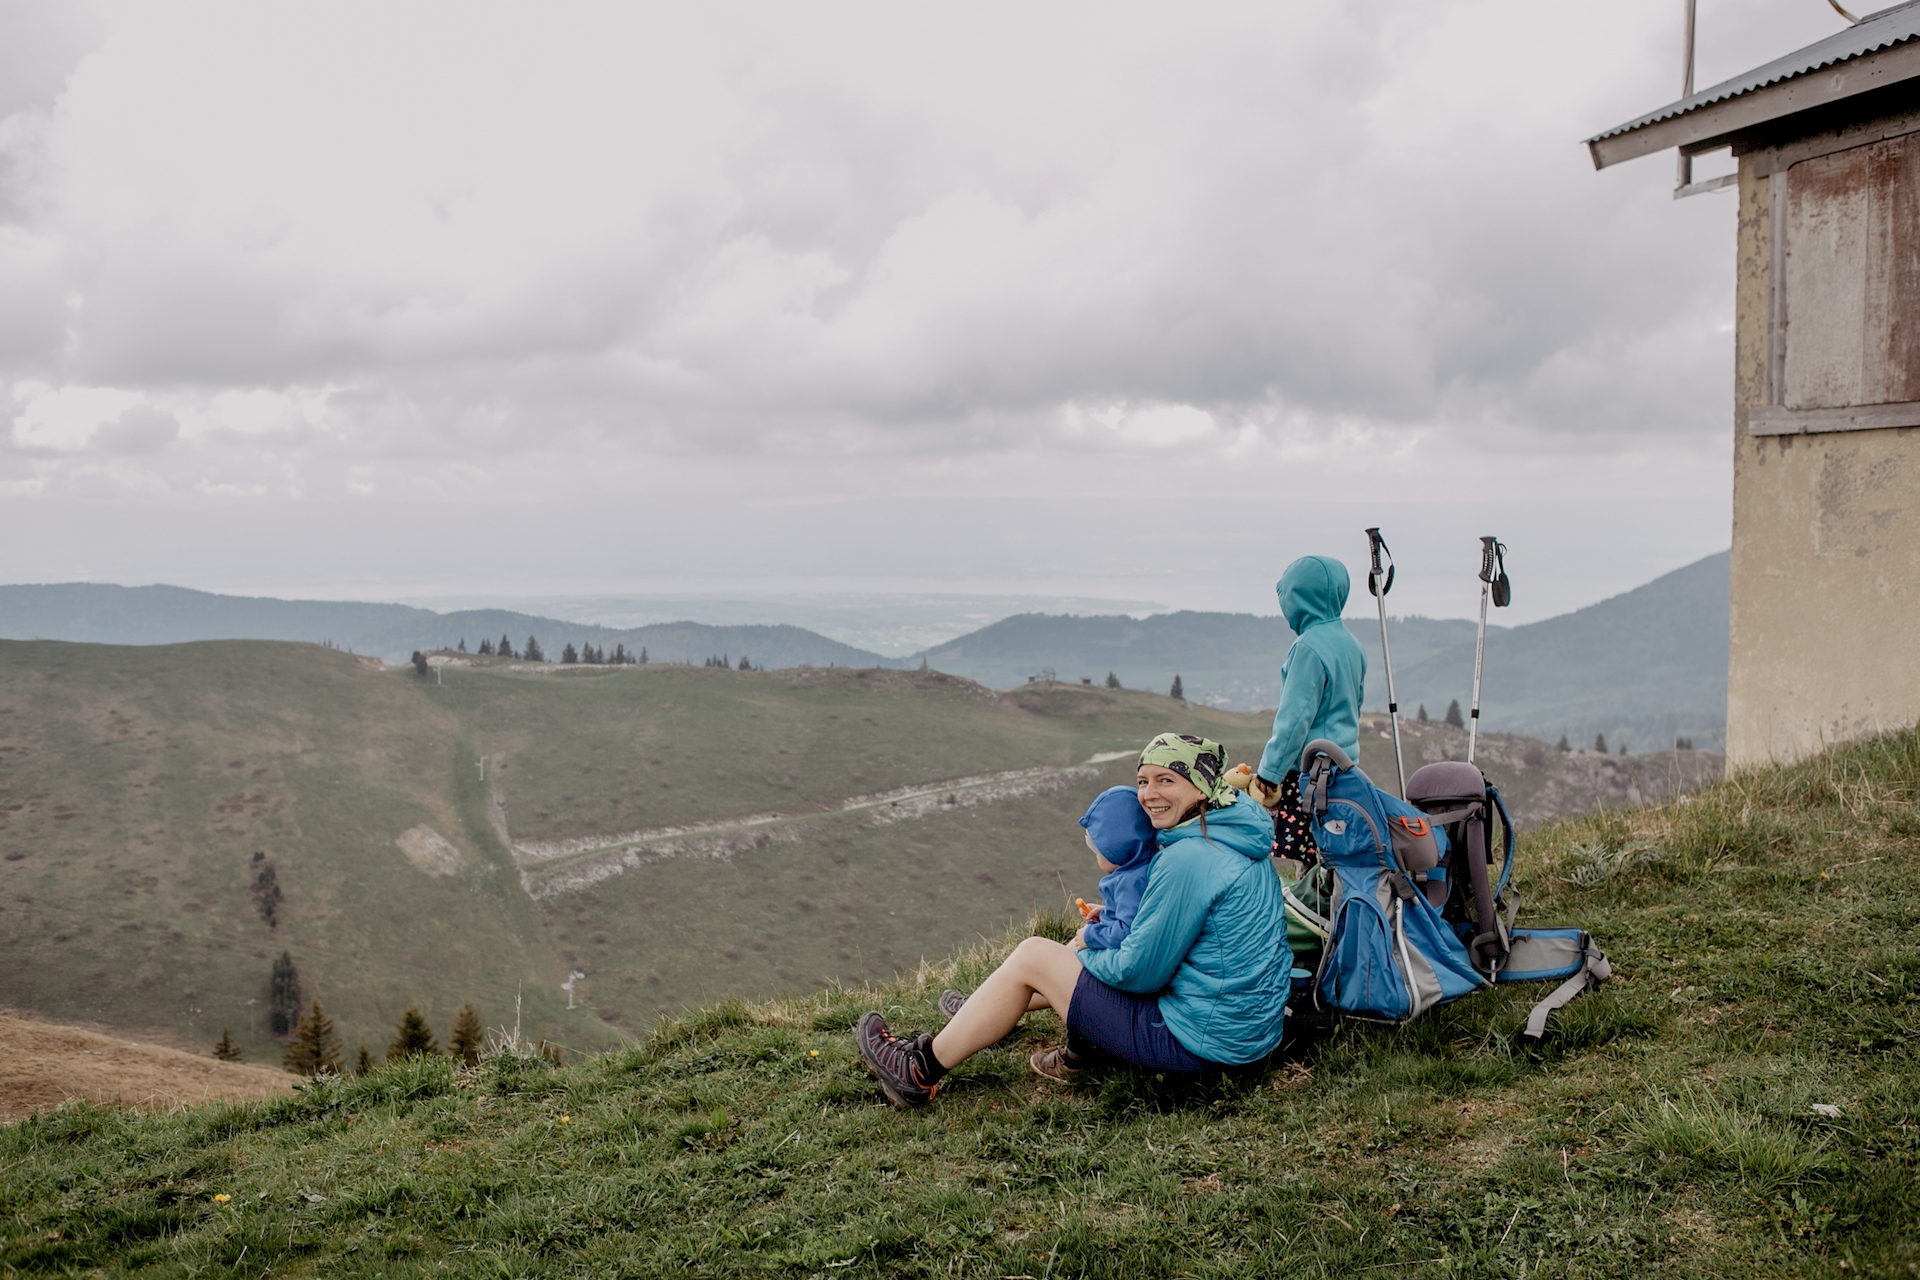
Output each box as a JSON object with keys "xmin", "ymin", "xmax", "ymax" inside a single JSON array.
[
  {"xmin": 1295, "ymin": 740, "xmax": 1485, "ymax": 1023},
  {"xmin": 1294, "ymin": 740, "xmax": 1610, "ymax": 1034}
]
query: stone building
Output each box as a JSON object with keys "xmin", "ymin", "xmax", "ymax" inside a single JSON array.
[{"xmin": 1588, "ymin": 7, "xmax": 1920, "ymax": 766}]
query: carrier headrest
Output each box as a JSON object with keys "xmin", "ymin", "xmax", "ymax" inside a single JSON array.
[{"xmin": 1404, "ymin": 760, "xmax": 1489, "ymax": 804}]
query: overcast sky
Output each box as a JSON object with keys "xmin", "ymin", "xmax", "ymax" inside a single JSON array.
[{"xmin": 0, "ymin": 1, "xmax": 1851, "ymax": 622}]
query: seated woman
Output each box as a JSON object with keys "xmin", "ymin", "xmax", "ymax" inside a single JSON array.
[{"xmin": 857, "ymin": 732, "xmax": 1293, "ymax": 1107}]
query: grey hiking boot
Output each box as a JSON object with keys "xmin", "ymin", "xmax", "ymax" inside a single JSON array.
[
  {"xmin": 1029, "ymin": 1046, "xmax": 1082, "ymax": 1082},
  {"xmin": 937, "ymin": 989, "xmax": 968, "ymax": 1022},
  {"xmin": 856, "ymin": 1011, "xmax": 942, "ymax": 1108}
]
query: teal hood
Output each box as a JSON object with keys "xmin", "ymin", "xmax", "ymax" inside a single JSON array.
[
  {"xmin": 1257, "ymin": 555, "xmax": 1367, "ymax": 782},
  {"xmin": 1277, "ymin": 555, "xmax": 1350, "ymax": 633}
]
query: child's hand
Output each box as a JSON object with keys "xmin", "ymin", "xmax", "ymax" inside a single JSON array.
[
  {"xmin": 1074, "ymin": 897, "xmax": 1102, "ymax": 922},
  {"xmin": 1250, "ymin": 775, "xmax": 1284, "ymax": 810}
]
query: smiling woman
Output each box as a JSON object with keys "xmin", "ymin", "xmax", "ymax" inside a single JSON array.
[{"xmin": 855, "ymin": 731, "xmax": 1293, "ymax": 1108}]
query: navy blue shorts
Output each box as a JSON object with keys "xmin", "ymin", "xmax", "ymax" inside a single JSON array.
[{"xmin": 1065, "ymin": 968, "xmax": 1219, "ymax": 1076}]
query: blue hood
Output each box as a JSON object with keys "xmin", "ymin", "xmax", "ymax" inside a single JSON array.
[
  {"xmin": 1277, "ymin": 555, "xmax": 1350, "ymax": 635},
  {"xmin": 1079, "ymin": 786, "xmax": 1158, "ymax": 872}
]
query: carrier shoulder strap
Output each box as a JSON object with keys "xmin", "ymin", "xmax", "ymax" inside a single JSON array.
[{"xmin": 1522, "ymin": 946, "xmax": 1612, "ymax": 1039}]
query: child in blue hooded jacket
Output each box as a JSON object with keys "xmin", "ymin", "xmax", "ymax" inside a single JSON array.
[
  {"xmin": 1075, "ymin": 786, "xmax": 1159, "ymax": 949},
  {"xmin": 1252, "ymin": 555, "xmax": 1368, "ymax": 858}
]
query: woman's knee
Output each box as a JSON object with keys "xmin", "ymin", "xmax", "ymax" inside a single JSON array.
[{"xmin": 1010, "ymin": 935, "xmax": 1068, "ymax": 969}]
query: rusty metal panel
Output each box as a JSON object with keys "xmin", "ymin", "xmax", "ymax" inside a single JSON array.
[{"xmin": 1783, "ymin": 132, "xmax": 1920, "ymax": 409}]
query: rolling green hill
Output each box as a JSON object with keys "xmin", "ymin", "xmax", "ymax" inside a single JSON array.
[
  {"xmin": 0, "ymin": 639, "xmax": 1718, "ymax": 1065},
  {"xmin": 0, "ymin": 642, "xmax": 1263, "ymax": 1063},
  {"xmin": 2, "ymin": 729, "xmax": 1913, "ymax": 1276}
]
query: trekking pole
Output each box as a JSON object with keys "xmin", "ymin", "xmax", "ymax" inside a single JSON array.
[
  {"xmin": 1466, "ymin": 536, "xmax": 1511, "ymax": 764},
  {"xmin": 1364, "ymin": 527, "xmax": 1407, "ymax": 797}
]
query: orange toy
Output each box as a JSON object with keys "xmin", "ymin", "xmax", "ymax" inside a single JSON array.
[{"xmin": 1074, "ymin": 897, "xmax": 1102, "ymax": 922}]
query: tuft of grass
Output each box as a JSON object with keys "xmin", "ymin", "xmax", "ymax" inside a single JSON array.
[{"xmin": 1629, "ymin": 1088, "xmax": 1837, "ymax": 1191}]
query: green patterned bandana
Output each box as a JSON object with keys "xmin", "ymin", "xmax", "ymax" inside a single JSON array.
[{"xmin": 1138, "ymin": 733, "xmax": 1236, "ymax": 808}]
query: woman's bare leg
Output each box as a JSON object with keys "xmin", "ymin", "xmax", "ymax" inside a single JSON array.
[{"xmin": 932, "ymin": 937, "xmax": 1084, "ymax": 1068}]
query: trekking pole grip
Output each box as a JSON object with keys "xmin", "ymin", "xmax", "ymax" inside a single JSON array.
[{"xmin": 1365, "ymin": 527, "xmax": 1394, "ymax": 598}]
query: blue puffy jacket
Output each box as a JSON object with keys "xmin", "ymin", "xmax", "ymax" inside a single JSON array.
[
  {"xmin": 1257, "ymin": 556, "xmax": 1367, "ymax": 784},
  {"xmin": 1077, "ymin": 796, "xmax": 1292, "ymax": 1065}
]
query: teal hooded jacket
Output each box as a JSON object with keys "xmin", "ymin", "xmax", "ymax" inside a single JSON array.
[
  {"xmin": 1076, "ymin": 796, "xmax": 1291, "ymax": 1065},
  {"xmin": 1257, "ymin": 556, "xmax": 1367, "ymax": 784}
]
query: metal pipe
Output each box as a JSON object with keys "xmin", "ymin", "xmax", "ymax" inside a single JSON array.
[
  {"xmin": 1364, "ymin": 527, "xmax": 1407, "ymax": 797},
  {"xmin": 1677, "ymin": 0, "xmax": 1697, "ymax": 190}
]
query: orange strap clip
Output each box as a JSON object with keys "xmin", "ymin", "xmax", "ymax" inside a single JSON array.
[{"xmin": 1395, "ymin": 816, "xmax": 1430, "ymax": 837}]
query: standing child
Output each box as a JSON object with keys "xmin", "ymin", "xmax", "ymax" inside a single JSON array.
[
  {"xmin": 1075, "ymin": 786, "xmax": 1159, "ymax": 949},
  {"xmin": 1251, "ymin": 555, "xmax": 1367, "ymax": 857}
]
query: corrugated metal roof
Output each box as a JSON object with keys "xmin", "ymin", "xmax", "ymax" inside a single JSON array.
[{"xmin": 1588, "ymin": 1, "xmax": 1920, "ymax": 143}]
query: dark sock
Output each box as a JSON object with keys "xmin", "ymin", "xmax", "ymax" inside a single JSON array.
[{"xmin": 912, "ymin": 1034, "xmax": 948, "ymax": 1085}]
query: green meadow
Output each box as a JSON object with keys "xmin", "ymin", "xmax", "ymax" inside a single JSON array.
[
  {"xmin": 0, "ymin": 642, "xmax": 1270, "ymax": 1060},
  {"xmin": 3, "ymin": 728, "xmax": 1916, "ymax": 1276}
]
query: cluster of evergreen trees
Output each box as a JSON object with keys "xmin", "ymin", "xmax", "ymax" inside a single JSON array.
[
  {"xmin": 703, "ymin": 654, "xmax": 754, "ymax": 670},
  {"xmin": 560, "ymin": 642, "xmax": 640, "ymax": 665},
  {"xmin": 470, "ymin": 634, "xmax": 544, "ymax": 661},
  {"xmin": 448, "ymin": 635, "xmax": 650, "ymax": 665},
  {"xmin": 235, "ymin": 1000, "xmax": 489, "ymax": 1076}
]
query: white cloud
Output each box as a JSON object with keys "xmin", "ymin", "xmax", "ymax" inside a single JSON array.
[{"xmin": 0, "ymin": 0, "xmax": 1851, "ymax": 603}]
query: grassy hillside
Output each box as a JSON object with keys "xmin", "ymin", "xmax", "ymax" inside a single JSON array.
[
  {"xmin": 0, "ymin": 643, "xmax": 1269, "ymax": 1061},
  {"xmin": 3, "ymin": 729, "xmax": 1914, "ymax": 1276}
]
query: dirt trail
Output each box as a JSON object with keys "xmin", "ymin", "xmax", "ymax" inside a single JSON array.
[
  {"xmin": 0, "ymin": 1013, "xmax": 293, "ymax": 1123},
  {"xmin": 515, "ymin": 756, "xmax": 1113, "ymax": 899}
]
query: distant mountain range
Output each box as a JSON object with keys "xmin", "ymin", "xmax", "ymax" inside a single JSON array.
[
  {"xmin": 0, "ymin": 551, "xmax": 1729, "ymax": 750},
  {"xmin": 911, "ymin": 553, "xmax": 1730, "ymax": 752},
  {"xmin": 0, "ymin": 584, "xmax": 896, "ymax": 672}
]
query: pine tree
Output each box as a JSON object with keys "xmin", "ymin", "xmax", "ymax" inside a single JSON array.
[
  {"xmin": 1556, "ymin": 734, "xmax": 1571, "ymax": 752},
  {"xmin": 387, "ymin": 1006, "xmax": 439, "ymax": 1061},
  {"xmin": 212, "ymin": 1027, "xmax": 242, "ymax": 1061},
  {"xmin": 1416, "ymin": 704, "xmax": 1429, "ymax": 722},
  {"xmin": 449, "ymin": 1002, "xmax": 484, "ymax": 1067},
  {"xmin": 639, "ymin": 647, "xmax": 648, "ymax": 664},
  {"xmin": 1169, "ymin": 674, "xmax": 1185, "ymax": 701},
  {"xmin": 457, "ymin": 638, "xmax": 467, "ymax": 653},
  {"xmin": 613, "ymin": 644, "xmax": 628, "ymax": 664},
  {"xmin": 1618, "ymin": 742, "xmax": 1628, "ymax": 756},
  {"xmin": 737, "ymin": 655, "xmax": 751, "ymax": 671},
  {"xmin": 1105, "ymin": 672, "xmax": 1121, "ymax": 689},
  {"xmin": 499, "ymin": 634, "xmax": 515, "ymax": 659},
  {"xmin": 268, "ymin": 951, "xmax": 301, "ymax": 1037},
  {"xmin": 524, "ymin": 636, "xmax": 544, "ymax": 662},
  {"xmin": 411, "ymin": 650, "xmax": 430, "ymax": 677},
  {"xmin": 1594, "ymin": 732, "xmax": 1608, "ymax": 754},
  {"xmin": 355, "ymin": 1044, "xmax": 374, "ymax": 1074},
  {"xmin": 251, "ymin": 861, "xmax": 282, "ymax": 929},
  {"xmin": 1676, "ymin": 736, "xmax": 1693, "ymax": 751},
  {"xmin": 282, "ymin": 1000, "xmax": 343, "ymax": 1076},
  {"xmin": 1444, "ymin": 700, "xmax": 1465, "ymax": 728},
  {"xmin": 478, "ymin": 638, "xmax": 494, "ymax": 656},
  {"xmin": 561, "ymin": 643, "xmax": 579, "ymax": 664}
]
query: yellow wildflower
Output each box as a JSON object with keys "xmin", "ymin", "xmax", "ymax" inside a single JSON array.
[{"xmin": 212, "ymin": 1194, "xmax": 231, "ymax": 1204}]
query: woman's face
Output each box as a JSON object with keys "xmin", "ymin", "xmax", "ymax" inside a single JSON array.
[{"xmin": 1136, "ymin": 765, "xmax": 1206, "ymax": 829}]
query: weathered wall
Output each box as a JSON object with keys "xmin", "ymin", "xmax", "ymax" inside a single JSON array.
[{"xmin": 1730, "ymin": 152, "xmax": 1920, "ymax": 766}]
